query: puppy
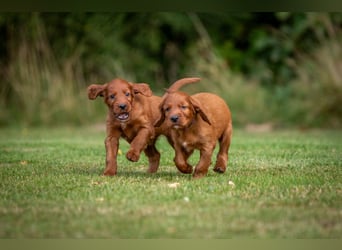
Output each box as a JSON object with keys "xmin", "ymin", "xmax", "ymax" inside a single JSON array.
[
  {"xmin": 88, "ymin": 78, "xmax": 163, "ymax": 176},
  {"xmin": 155, "ymin": 78, "xmax": 232, "ymax": 178}
]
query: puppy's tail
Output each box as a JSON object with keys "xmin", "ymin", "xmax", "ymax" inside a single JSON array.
[{"xmin": 167, "ymin": 77, "xmax": 201, "ymax": 93}]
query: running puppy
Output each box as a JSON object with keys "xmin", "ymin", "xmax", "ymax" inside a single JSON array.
[
  {"xmin": 88, "ymin": 78, "xmax": 163, "ymax": 176},
  {"xmin": 155, "ymin": 78, "xmax": 232, "ymax": 178}
]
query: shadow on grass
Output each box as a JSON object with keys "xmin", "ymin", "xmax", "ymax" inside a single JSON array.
[
  {"xmin": 118, "ymin": 170, "xmax": 191, "ymax": 180},
  {"xmin": 67, "ymin": 164, "xmax": 192, "ymax": 181}
]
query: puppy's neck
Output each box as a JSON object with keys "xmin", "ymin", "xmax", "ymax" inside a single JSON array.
[
  {"xmin": 120, "ymin": 122, "xmax": 127, "ymax": 130},
  {"xmin": 186, "ymin": 118, "xmax": 196, "ymax": 129}
]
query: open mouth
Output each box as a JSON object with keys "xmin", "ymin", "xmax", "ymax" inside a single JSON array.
[
  {"xmin": 172, "ymin": 124, "xmax": 182, "ymax": 129},
  {"xmin": 116, "ymin": 112, "xmax": 129, "ymax": 121}
]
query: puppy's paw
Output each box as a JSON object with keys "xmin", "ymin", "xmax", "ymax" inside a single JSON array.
[
  {"xmin": 147, "ymin": 166, "xmax": 158, "ymax": 174},
  {"xmin": 213, "ymin": 166, "xmax": 226, "ymax": 174},
  {"xmin": 193, "ymin": 173, "xmax": 206, "ymax": 179},
  {"xmin": 103, "ymin": 168, "xmax": 117, "ymax": 176},
  {"xmin": 176, "ymin": 164, "xmax": 193, "ymax": 174},
  {"xmin": 147, "ymin": 161, "xmax": 159, "ymax": 173},
  {"xmin": 193, "ymin": 168, "xmax": 208, "ymax": 179},
  {"xmin": 126, "ymin": 150, "xmax": 140, "ymax": 162}
]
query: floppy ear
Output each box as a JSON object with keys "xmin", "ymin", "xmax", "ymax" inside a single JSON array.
[
  {"xmin": 87, "ymin": 84, "xmax": 107, "ymax": 100},
  {"xmin": 189, "ymin": 97, "xmax": 212, "ymax": 125},
  {"xmin": 154, "ymin": 101, "xmax": 166, "ymax": 127},
  {"xmin": 131, "ymin": 83, "xmax": 153, "ymax": 97}
]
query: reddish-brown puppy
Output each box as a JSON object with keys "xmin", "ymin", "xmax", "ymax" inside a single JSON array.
[
  {"xmin": 155, "ymin": 78, "xmax": 232, "ymax": 178},
  {"xmin": 88, "ymin": 78, "xmax": 163, "ymax": 176}
]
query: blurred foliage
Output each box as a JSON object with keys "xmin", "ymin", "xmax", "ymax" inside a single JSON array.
[
  {"xmin": 0, "ymin": 12, "xmax": 341, "ymax": 128},
  {"xmin": 1, "ymin": 12, "xmax": 341, "ymax": 86}
]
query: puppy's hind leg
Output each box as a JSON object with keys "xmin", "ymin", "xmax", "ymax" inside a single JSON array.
[
  {"xmin": 214, "ymin": 125, "xmax": 232, "ymax": 174},
  {"xmin": 144, "ymin": 142, "xmax": 161, "ymax": 173}
]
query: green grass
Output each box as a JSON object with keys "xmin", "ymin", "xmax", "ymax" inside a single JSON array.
[{"xmin": 0, "ymin": 126, "xmax": 341, "ymax": 238}]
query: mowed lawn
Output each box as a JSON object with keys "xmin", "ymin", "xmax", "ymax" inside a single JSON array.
[{"xmin": 0, "ymin": 126, "xmax": 341, "ymax": 238}]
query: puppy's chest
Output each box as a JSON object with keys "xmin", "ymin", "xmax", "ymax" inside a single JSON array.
[
  {"xmin": 120, "ymin": 123, "xmax": 138, "ymax": 141},
  {"xmin": 181, "ymin": 141, "xmax": 194, "ymax": 152},
  {"xmin": 176, "ymin": 133, "xmax": 199, "ymax": 152}
]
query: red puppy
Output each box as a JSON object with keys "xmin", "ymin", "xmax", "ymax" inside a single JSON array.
[
  {"xmin": 88, "ymin": 78, "xmax": 163, "ymax": 176},
  {"xmin": 155, "ymin": 78, "xmax": 233, "ymax": 178}
]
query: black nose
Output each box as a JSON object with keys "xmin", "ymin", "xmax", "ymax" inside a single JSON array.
[
  {"xmin": 170, "ymin": 115, "xmax": 179, "ymax": 123},
  {"xmin": 119, "ymin": 104, "xmax": 127, "ymax": 110}
]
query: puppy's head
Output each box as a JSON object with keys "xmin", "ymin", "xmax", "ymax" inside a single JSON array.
[
  {"xmin": 155, "ymin": 91, "xmax": 211, "ymax": 129},
  {"xmin": 88, "ymin": 78, "xmax": 152, "ymax": 122}
]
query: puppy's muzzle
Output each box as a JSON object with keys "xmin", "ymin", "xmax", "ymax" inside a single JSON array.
[{"xmin": 115, "ymin": 103, "xmax": 130, "ymax": 121}]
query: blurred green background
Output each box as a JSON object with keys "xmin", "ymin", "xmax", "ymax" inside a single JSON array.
[{"xmin": 0, "ymin": 12, "xmax": 341, "ymax": 128}]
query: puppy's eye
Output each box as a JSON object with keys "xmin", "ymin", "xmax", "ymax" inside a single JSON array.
[
  {"xmin": 165, "ymin": 107, "xmax": 170, "ymax": 112},
  {"xmin": 109, "ymin": 94, "xmax": 115, "ymax": 99},
  {"xmin": 180, "ymin": 105, "xmax": 187, "ymax": 110},
  {"xmin": 125, "ymin": 92, "xmax": 130, "ymax": 97}
]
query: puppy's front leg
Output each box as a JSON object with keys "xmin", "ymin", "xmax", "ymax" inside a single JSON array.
[
  {"xmin": 104, "ymin": 135, "xmax": 119, "ymax": 176},
  {"xmin": 173, "ymin": 144, "xmax": 193, "ymax": 174},
  {"xmin": 126, "ymin": 127, "xmax": 153, "ymax": 162},
  {"xmin": 193, "ymin": 146, "xmax": 214, "ymax": 178}
]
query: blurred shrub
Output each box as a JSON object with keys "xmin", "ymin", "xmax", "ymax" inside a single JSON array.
[
  {"xmin": 184, "ymin": 40, "xmax": 271, "ymax": 127},
  {"xmin": 0, "ymin": 13, "xmax": 105, "ymax": 126},
  {"xmin": 283, "ymin": 34, "xmax": 342, "ymax": 128},
  {"xmin": 0, "ymin": 12, "xmax": 341, "ymax": 127}
]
